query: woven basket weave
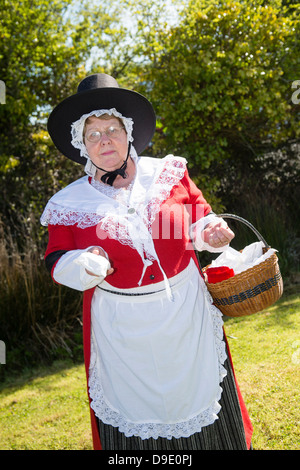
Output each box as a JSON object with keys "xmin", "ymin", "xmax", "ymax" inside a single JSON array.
[{"xmin": 200, "ymin": 214, "xmax": 283, "ymax": 317}]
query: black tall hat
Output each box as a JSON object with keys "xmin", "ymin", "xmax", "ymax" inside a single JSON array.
[{"xmin": 47, "ymin": 73, "xmax": 156, "ymax": 164}]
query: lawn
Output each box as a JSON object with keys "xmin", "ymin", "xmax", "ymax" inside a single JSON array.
[
  {"xmin": 224, "ymin": 290, "xmax": 300, "ymax": 450},
  {"xmin": 0, "ymin": 290, "xmax": 299, "ymax": 450},
  {"xmin": 0, "ymin": 361, "xmax": 93, "ymax": 450}
]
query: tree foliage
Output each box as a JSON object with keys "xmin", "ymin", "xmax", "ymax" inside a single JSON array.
[
  {"xmin": 128, "ymin": 1, "xmax": 299, "ymax": 184},
  {"xmin": 0, "ymin": 0, "xmax": 126, "ymax": 234},
  {"xmin": 0, "ymin": 0, "xmax": 299, "ymax": 368},
  {"xmin": 0, "ymin": 0, "xmax": 299, "ymax": 241},
  {"xmin": 123, "ymin": 0, "xmax": 300, "ymax": 268}
]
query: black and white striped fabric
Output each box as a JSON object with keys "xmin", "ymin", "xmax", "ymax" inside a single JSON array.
[{"xmin": 97, "ymin": 355, "xmax": 249, "ymax": 450}]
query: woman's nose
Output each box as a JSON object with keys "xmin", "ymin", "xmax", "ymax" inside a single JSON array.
[{"xmin": 99, "ymin": 132, "xmax": 111, "ymax": 144}]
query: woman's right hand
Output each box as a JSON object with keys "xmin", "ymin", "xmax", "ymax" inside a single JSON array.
[{"xmin": 86, "ymin": 246, "xmax": 114, "ymax": 276}]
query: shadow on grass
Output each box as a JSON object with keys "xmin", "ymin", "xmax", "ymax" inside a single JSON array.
[{"xmin": 0, "ymin": 358, "xmax": 84, "ymax": 394}]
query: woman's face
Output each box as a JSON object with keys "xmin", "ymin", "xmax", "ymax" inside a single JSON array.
[{"xmin": 84, "ymin": 116, "xmax": 128, "ymax": 172}]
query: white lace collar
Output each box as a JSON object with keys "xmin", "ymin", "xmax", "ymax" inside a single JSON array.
[
  {"xmin": 90, "ymin": 176, "xmax": 134, "ymax": 201},
  {"xmin": 41, "ymin": 155, "xmax": 187, "ymax": 299},
  {"xmin": 41, "ymin": 155, "xmax": 186, "ymax": 227}
]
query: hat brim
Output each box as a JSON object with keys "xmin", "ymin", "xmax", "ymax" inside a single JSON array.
[{"xmin": 47, "ymin": 87, "xmax": 156, "ymax": 164}]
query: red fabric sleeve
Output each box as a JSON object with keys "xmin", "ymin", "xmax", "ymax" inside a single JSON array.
[
  {"xmin": 44, "ymin": 224, "xmax": 77, "ymax": 279},
  {"xmin": 45, "ymin": 224, "xmax": 77, "ymax": 257},
  {"xmin": 180, "ymin": 170, "xmax": 212, "ymax": 223}
]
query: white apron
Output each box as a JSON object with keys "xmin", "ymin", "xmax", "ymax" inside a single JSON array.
[{"xmin": 88, "ymin": 259, "xmax": 227, "ymax": 440}]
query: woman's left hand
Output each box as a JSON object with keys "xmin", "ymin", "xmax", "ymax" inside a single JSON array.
[
  {"xmin": 202, "ymin": 220, "xmax": 235, "ymax": 249},
  {"xmin": 86, "ymin": 246, "xmax": 114, "ymax": 276}
]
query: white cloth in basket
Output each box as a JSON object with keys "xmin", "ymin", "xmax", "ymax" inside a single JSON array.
[{"xmin": 210, "ymin": 241, "xmax": 277, "ymax": 275}]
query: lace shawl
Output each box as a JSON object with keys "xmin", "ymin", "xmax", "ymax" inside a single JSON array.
[
  {"xmin": 41, "ymin": 155, "xmax": 185, "ymax": 233},
  {"xmin": 40, "ymin": 155, "xmax": 187, "ymax": 296}
]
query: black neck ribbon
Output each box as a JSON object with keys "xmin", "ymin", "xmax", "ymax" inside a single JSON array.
[{"xmin": 92, "ymin": 142, "xmax": 132, "ymax": 186}]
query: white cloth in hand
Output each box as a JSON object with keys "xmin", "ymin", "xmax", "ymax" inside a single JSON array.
[{"xmin": 53, "ymin": 248, "xmax": 111, "ymax": 291}]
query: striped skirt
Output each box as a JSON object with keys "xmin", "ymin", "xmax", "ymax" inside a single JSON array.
[{"xmin": 96, "ymin": 353, "xmax": 250, "ymax": 450}]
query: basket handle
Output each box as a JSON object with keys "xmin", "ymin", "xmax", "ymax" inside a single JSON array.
[
  {"xmin": 216, "ymin": 213, "xmax": 270, "ymax": 248},
  {"xmin": 194, "ymin": 213, "xmax": 270, "ymax": 275}
]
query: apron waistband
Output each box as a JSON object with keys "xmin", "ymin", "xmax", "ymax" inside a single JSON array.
[{"xmin": 97, "ymin": 258, "xmax": 197, "ymax": 298}]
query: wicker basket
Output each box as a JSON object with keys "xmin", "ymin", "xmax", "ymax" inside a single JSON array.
[{"xmin": 200, "ymin": 214, "xmax": 283, "ymax": 317}]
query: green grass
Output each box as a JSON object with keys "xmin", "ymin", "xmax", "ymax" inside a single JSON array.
[
  {"xmin": 0, "ymin": 360, "xmax": 93, "ymax": 450},
  {"xmin": 0, "ymin": 289, "xmax": 299, "ymax": 450},
  {"xmin": 224, "ymin": 289, "xmax": 300, "ymax": 450}
]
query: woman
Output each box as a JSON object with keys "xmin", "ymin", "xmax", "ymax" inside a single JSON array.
[{"xmin": 41, "ymin": 73, "xmax": 253, "ymax": 450}]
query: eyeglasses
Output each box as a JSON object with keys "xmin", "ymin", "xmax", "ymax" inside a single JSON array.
[{"xmin": 84, "ymin": 126, "xmax": 125, "ymax": 143}]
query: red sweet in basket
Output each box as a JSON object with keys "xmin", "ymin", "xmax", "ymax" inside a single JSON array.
[{"xmin": 205, "ymin": 266, "xmax": 235, "ymax": 284}]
